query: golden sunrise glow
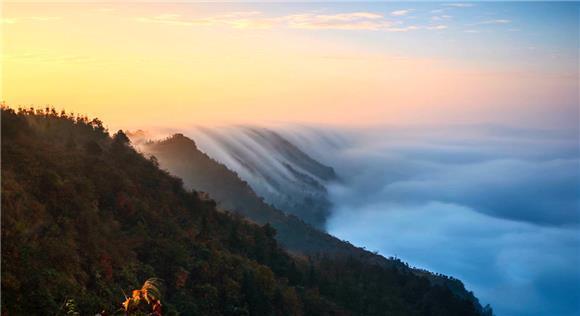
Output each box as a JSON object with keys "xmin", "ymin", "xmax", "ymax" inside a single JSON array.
[{"xmin": 1, "ymin": 3, "xmax": 577, "ymax": 130}]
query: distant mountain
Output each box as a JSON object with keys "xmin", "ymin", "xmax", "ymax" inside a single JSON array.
[
  {"xmin": 1, "ymin": 107, "xmax": 487, "ymax": 315},
  {"xmin": 187, "ymin": 126, "xmax": 337, "ymax": 229},
  {"xmin": 132, "ymin": 132, "xmax": 489, "ymax": 315},
  {"xmin": 132, "ymin": 133, "xmax": 373, "ymax": 256}
]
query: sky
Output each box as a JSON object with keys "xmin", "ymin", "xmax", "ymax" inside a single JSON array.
[
  {"xmin": 2, "ymin": 2, "xmax": 579, "ymax": 315},
  {"xmin": 2, "ymin": 2, "xmax": 578, "ymax": 131}
]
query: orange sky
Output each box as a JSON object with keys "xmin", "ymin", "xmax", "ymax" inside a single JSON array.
[{"xmin": 2, "ymin": 3, "xmax": 578, "ymax": 130}]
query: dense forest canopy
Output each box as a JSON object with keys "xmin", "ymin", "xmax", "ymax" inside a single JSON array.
[{"xmin": 1, "ymin": 106, "xmax": 489, "ymax": 315}]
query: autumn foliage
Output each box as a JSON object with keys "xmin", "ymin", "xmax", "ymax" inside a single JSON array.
[{"xmin": 122, "ymin": 278, "xmax": 163, "ymax": 316}]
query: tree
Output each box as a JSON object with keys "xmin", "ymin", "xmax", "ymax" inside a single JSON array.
[{"xmin": 113, "ymin": 130, "xmax": 130, "ymax": 145}]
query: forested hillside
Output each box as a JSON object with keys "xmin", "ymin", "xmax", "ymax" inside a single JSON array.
[
  {"xmin": 134, "ymin": 133, "xmax": 371, "ymax": 256},
  {"xmin": 1, "ymin": 107, "xmax": 485, "ymax": 315},
  {"xmin": 135, "ymin": 133, "xmax": 489, "ymax": 308}
]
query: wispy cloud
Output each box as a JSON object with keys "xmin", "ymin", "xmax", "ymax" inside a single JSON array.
[
  {"xmin": 385, "ymin": 25, "xmax": 421, "ymax": 32},
  {"xmin": 135, "ymin": 11, "xmax": 391, "ymax": 31},
  {"xmin": 1, "ymin": 16, "xmax": 61, "ymax": 24},
  {"xmin": 135, "ymin": 15, "xmax": 198, "ymax": 26},
  {"xmin": 284, "ymin": 12, "xmax": 389, "ymax": 30},
  {"xmin": 474, "ymin": 19, "xmax": 511, "ymax": 25},
  {"xmin": 390, "ymin": 9, "xmax": 413, "ymax": 17},
  {"xmin": 443, "ymin": 3, "xmax": 475, "ymax": 8},
  {"xmin": 134, "ymin": 11, "xmax": 449, "ymax": 33},
  {"xmin": 135, "ymin": 11, "xmax": 274, "ymax": 29},
  {"xmin": 427, "ymin": 25, "xmax": 448, "ymax": 30},
  {"xmin": 432, "ymin": 15, "xmax": 452, "ymax": 21}
]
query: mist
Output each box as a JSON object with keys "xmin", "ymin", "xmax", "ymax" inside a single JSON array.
[
  {"xmin": 278, "ymin": 124, "xmax": 579, "ymax": 316},
  {"xmin": 140, "ymin": 122, "xmax": 579, "ymax": 316}
]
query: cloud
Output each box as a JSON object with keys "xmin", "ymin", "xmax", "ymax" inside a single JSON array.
[
  {"xmin": 284, "ymin": 12, "xmax": 390, "ymax": 30},
  {"xmin": 432, "ymin": 15, "xmax": 452, "ymax": 21},
  {"xmin": 390, "ymin": 9, "xmax": 413, "ymax": 17},
  {"xmin": 474, "ymin": 19, "xmax": 511, "ymax": 25},
  {"xmin": 378, "ymin": 158, "xmax": 579, "ymax": 225},
  {"xmin": 135, "ymin": 11, "xmax": 275, "ymax": 29},
  {"xmin": 327, "ymin": 200, "xmax": 580, "ymax": 316},
  {"xmin": 384, "ymin": 25, "xmax": 421, "ymax": 32},
  {"xmin": 293, "ymin": 124, "xmax": 580, "ymax": 316},
  {"xmin": 134, "ymin": 11, "xmax": 435, "ymax": 32},
  {"xmin": 443, "ymin": 3, "xmax": 476, "ymax": 8},
  {"xmin": 369, "ymin": 129, "xmax": 575, "ymax": 226},
  {"xmin": 135, "ymin": 14, "xmax": 199, "ymax": 26},
  {"xmin": 426, "ymin": 25, "xmax": 448, "ymax": 30}
]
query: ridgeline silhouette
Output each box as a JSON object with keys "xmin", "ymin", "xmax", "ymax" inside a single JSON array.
[{"xmin": 1, "ymin": 106, "xmax": 490, "ymax": 315}]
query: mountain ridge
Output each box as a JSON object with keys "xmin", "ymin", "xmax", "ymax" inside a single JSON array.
[
  {"xmin": 1, "ymin": 106, "xmax": 489, "ymax": 315},
  {"xmin": 188, "ymin": 126, "xmax": 337, "ymax": 228},
  {"xmin": 132, "ymin": 131, "xmax": 489, "ymax": 314}
]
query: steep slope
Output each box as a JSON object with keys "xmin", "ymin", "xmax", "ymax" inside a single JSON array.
[
  {"xmin": 133, "ymin": 133, "xmax": 375, "ymax": 256},
  {"xmin": 134, "ymin": 133, "xmax": 488, "ymax": 314},
  {"xmin": 189, "ymin": 126, "xmax": 336, "ymax": 228},
  {"xmin": 1, "ymin": 107, "xmax": 485, "ymax": 316}
]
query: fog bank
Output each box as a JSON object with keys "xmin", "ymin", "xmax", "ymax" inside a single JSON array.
[{"xmin": 279, "ymin": 124, "xmax": 579, "ymax": 316}]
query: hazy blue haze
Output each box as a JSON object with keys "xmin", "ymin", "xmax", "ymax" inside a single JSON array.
[
  {"xmin": 185, "ymin": 122, "xmax": 579, "ymax": 315},
  {"xmin": 281, "ymin": 125, "xmax": 579, "ymax": 316}
]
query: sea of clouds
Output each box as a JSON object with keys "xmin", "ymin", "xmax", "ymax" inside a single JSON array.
[{"xmin": 280, "ymin": 124, "xmax": 580, "ymax": 316}]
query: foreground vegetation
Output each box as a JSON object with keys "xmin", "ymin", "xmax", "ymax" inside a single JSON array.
[{"xmin": 1, "ymin": 106, "xmax": 485, "ymax": 315}]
